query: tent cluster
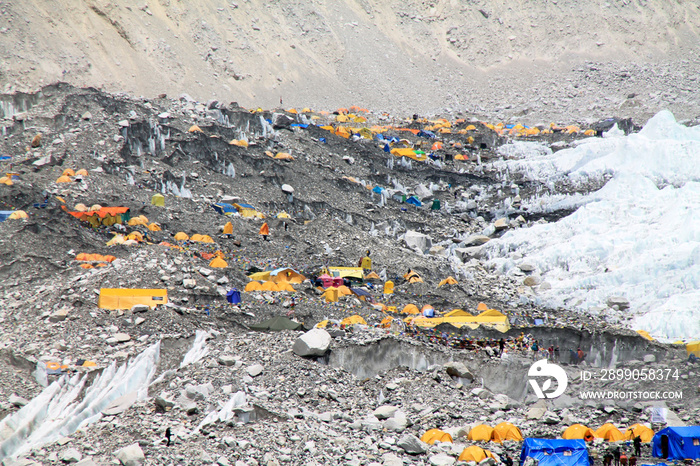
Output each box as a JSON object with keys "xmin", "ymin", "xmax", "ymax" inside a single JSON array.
[
  {"xmin": 212, "ymin": 202, "xmax": 265, "ymax": 219},
  {"xmin": 68, "ymin": 206, "xmax": 131, "ymax": 228},
  {"xmin": 560, "ymin": 423, "xmax": 654, "ymax": 443},
  {"xmin": 398, "ymin": 302, "xmax": 510, "ymax": 332},
  {"xmin": 98, "ymin": 288, "xmax": 167, "ymax": 310},
  {"xmin": 56, "ymin": 168, "xmax": 89, "ymax": 183},
  {"xmin": 127, "ymin": 215, "xmax": 161, "ymax": 231},
  {"xmin": 0, "ymin": 173, "xmax": 19, "ymax": 186},
  {"xmin": 245, "ymin": 268, "xmax": 306, "ymax": 293},
  {"xmin": 75, "ymin": 253, "xmax": 117, "ymax": 268},
  {"xmin": 467, "ymin": 423, "xmax": 524, "ymax": 443}
]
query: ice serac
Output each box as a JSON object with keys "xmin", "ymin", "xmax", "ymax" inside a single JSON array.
[
  {"xmin": 0, "ymin": 342, "xmax": 160, "ymax": 460},
  {"xmin": 485, "ymin": 111, "xmax": 700, "ymax": 341},
  {"xmin": 180, "ymin": 330, "xmax": 210, "ymax": 369}
]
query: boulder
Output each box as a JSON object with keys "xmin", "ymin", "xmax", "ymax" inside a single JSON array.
[
  {"xmin": 185, "ymin": 382, "xmax": 214, "ymax": 401},
  {"xmin": 463, "ymin": 235, "xmax": 490, "ymax": 246},
  {"xmin": 115, "ymin": 443, "xmax": 144, "ymax": 466},
  {"xmin": 384, "ymin": 417, "xmax": 408, "ymax": 432},
  {"xmin": 518, "ymin": 263, "xmax": 536, "ymax": 273},
  {"xmin": 523, "ymin": 276, "xmax": 541, "ymax": 287},
  {"xmin": 494, "ymin": 218, "xmax": 509, "ymax": 230},
  {"xmin": 373, "ymin": 405, "xmax": 398, "ymax": 420},
  {"xmin": 272, "ymin": 113, "xmax": 294, "ymax": 128},
  {"xmin": 247, "ymin": 364, "xmax": 264, "ymax": 377},
  {"xmin": 429, "ymin": 453, "xmax": 455, "ymax": 466},
  {"xmin": 49, "ymin": 307, "xmax": 69, "ymax": 323},
  {"xmin": 59, "ymin": 448, "xmax": 82, "ymax": 463},
  {"xmin": 444, "ymin": 361, "xmax": 473, "ymax": 380},
  {"xmin": 606, "ymin": 296, "xmax": 630, "ymax": 310},
  {"xmin": 527, "ymin": 400, "xmax": 547, "ymax": 420},
  {"xmin": 397, "ymin": 434, "xmax": 428, "ymax": 454},
  {"xmin": 643, "ymin": 354, "xmax": 656, "ymax": 363},
  {"xmin": 403, "ymin": 230, "xmax": 433, "ymax": 253},
  {"xmin": 218, "ymin": 355, "xmax": 237, "ymax": 366},
  {"xmin": 541, "ymin": 411, "xmax": 561, "ymax": 424},
  {"xmin": 130, "ymin": 304, "xmax": 149, "ymax": 313},
  {"xmin": 183, "ymin": 279, "xmax": 196, "ymax": 289},
  {"xmin": 292, "ymin": 329, "xmax": 331, "ymax": 357}
]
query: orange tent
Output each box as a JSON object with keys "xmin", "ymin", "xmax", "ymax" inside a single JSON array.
[
  {"xmin": 401, "ymin": 304, "xmax": 420, "ymax": 315},
  {"xmin": 174, "ymin": 232, "xmax": 189, "ymax": 241},
  {"xmin": 62, "ymin": 168, "xmax": 76, "ymax": 177},
  {"xmin": 624, "ymin": 424, "xmax": 654, "ymax": 443},
  {"xmin": 56, "ymin": 175, "xmax": 72, "ymax": 183},
  {"xmin": 562, "ymin": 424, "xmax": 596, "ymax": 441},
  {"xmin": 76, "ymin": 168, "xmax": 89, "ymax": 176},
  {"xmin": 223, "ymin": 222, "xmax": 233, "ymax": 235},
  {"xmin": 209, "ymin": 257, "xmax": 228, "ymax": 268},
  {"xmin": 260, "ymin": 281, "xmax": 280, "ymax": 292},
  {"xmin": 191, "ymin": 234, "xmax": 214, "ymax": 243},
  {"xmin": 459, "ymin": 446, "xmax": 494, "ymax": 463},
  {"xmin": 431, "ymin": 142, "xmax": 444, "ymax": 151},
  {"xmin": 421, "ymin": 429, "xmax": 453, "ymax": 444},
  {"xmin": 468, "ymin": 424, "xmax": 494, "ymax": 442},
  {"xmin": 259, "ymin": 223, "xmax": 269, "ymax": 236},
  {"xmin": 595, "ymin": 424, "xmax": 624, "ymax": 442},
  {"xmin": 493, "ymin": 422, "xmax": 523, "ymax": 443},
  {"xmin": 245, "ymin": 281, "xmax": 263, "ymax": 292}
]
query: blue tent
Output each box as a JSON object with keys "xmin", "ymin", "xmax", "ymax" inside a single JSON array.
[
  {"xmin": 372, "ymin": 186, "xmax": 384, "ymax": 194},
  {"xmin": 226, "ymin": 289, "xmax": 241, "ymax": 304},
  {"xmin": 521, "ymin": 439, "xmax": 589, "ymax": 466},
  {"xmin": 405, "ymin": 196, "xmax": 422, "ymax": 207},
  {"xmin": 652, "ymin": 426, "xmax": 700, "ymax": 460},
  {"xmin": 383, "ymin": 143, "xmax": 391, "ymax": 152},
  {"xmin": 0, "ymin": 211, "xmax": 14, "ymax": 222},
  {"xmin": 417, "ymin": 130, "xmax": 436, "ymax": 138},
  {"xmin": 212, "ymin": 203, "xmax": 236, "ymax": 215}
]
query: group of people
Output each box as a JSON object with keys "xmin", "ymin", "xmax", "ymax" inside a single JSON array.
[{"xmin": 601, "ymin": 438, "xmax": 643, "ymax": 466}]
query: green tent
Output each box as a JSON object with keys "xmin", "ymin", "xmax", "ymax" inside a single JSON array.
[
  {"xmin": 249, "ymin": 316, "xmax": 303, "ymax": 331},
  {"xmin": 431, "ymin": 199, "xmax": 441, "ymax": 210}
]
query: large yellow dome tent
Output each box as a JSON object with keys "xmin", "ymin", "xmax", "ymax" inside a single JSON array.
[
  {"xmin": 624, "ymin": 424, "xmax": 654, "ymax": 443},
  {"xmin": 595, "ymin": 424, "xmax": 624, "ymax": 442},
  {"xmin": 62, "ymin": 168, "xmax": 76, "ymax": 177},
  {"xmin": 468, "ymin": 424, "xmax": 494, "ymax": 442},
  {"xmin": 421, "ymin": 429, "xmax": 453, "ymax": 444},
  {"xmin": 174, "ymin": 232, "xmax": 190, "ymax": 241},
  {"xmin": 8, "ymin": 210, "xmax": 28, "ymax": 219},
  {"xmin": 191, "ymin": 234, "xmax": 214, "ymax": 243},
  {"xmin": 209, "ymin": 257, "xmax": 228, "ymax": 268},
  {"xmin": 562, "ymin": 424, "xmax": 596, "ymax": 441},
  {"xmin": 260, "ymin": 281, "xmax": 280, "ymax": 292},
  {"xmin": 401, "ymin": 304, "xmax": 420, "ymax": 315},
  {"xmin": 438, "ymin": 276, "xmax": 458, "ymax": 287},
  {"xmin": 493, "ymin": 422, "xmax": 524, "ymax": 443}
]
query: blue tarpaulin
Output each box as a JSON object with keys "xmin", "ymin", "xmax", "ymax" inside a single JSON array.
[
  {"xmin": 417, "ymin": 130, "xmax": 436, "ymax": 138},
  {"xmin": 372, "ymin": 186, "xmax": 384, "ymax": 194},
  {"xmin": 212, "ymin": 203, "xmax": 236, "ymax": 215},
  {"xmin": 653, "ymin": 426, "xmax": 700, "ymax": 460},
  {"xmin": 521, "ymin": 439, "xmax": 589, "ymax": 466},
  {"xmin": 290, "ymin": 123, "xmax": 309, "ymax": 128},
  {"xmin": 0, "ymin": 211, "xmax": 14, "ymax": 222},
  {"xmin": 405, "ymin": 196, "xmax": 422, "ymax": 207}
]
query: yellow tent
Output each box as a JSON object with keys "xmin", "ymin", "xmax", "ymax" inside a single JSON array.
[
  {"xmin": 383, "ymin": 281, "xmax": 394, "ymax": 295},
  {"xmin": 493, "ymin": 422, "xmax": 523, "ymax": 443},
  {"xmin": 379, "ymin": 316, "xmax": 394, "ymax": 328},
  {"xmin": 209, "ymin": 257, "xmax": 228, "ymax": 268},
  {"xmin": 595, "ymin": 423, "xmax": 624, "ymax": 442},
  {"xmin": 325, "ymin": 266, "xmax": 363, "ymax": 280},
  {"xmin": 686, "ymin": 341, "xmax": 700, "ymax": 356},
  {"xmin": 8, "ymin": 210, "xmax": 28, "ymax": 219},
  {"xmin": 106, "ymin": 234, "xmax": 126, "ymax": 246},
  {"xmin": 341, "ymin": 315, "xmax": 367, "ymax": 326},
  {"xmin": 0, "ymin": 176, "xmax": 13, "ymax": 185},
  {"xmin": 468, "ymin": 424, "xmax": 494, "ymax": 442},
  {"xmin": 401, "ymin": 304, "xmax": 420, "ymax": 315},
  {"xmin": 636, "ymin": 329, "xmax": 654, "ymax": 341},
  {"xmin": 478, "ymin": 308, "xmax": 505, "ymax": 318},
  {"xmin": 62, "ymin": 168, "xmax": 76, "ymax": 177},
  {"xmin": 412, "ymin": 313, "xmax": 510, "ymax": 332},
  {"xmin": 223, "ymin": 222, "xmax": 233, "ymax": 235},
  {"xmin": 151, "ymin": 193, "xmax": 165, "ymax": 206},
  {"xmin": 336, "ymin": 285, "xmax": 352, "ymax": 296},
  {"xmin": 188, "ymin": 125, "xmax": 203, "ymax": 133},
  {"xmin": 260, "ymin": 281, "xmax": 280, "ymax": 292},
  {"xmin": 438, "ymin": 276, "xmax": 458, "ymax": 287},
  {"xmin": 562, "ymin": 424, "xmax": 596, "ymax": 441},
  {"xmin": 323, "ymin": 287, "xmax": 339, "ymax": 303},
  {"xmin": 421, "ymin": 429, "xmax": 453, "ymax": 444},
  {"xmin": 98, "ymin": 288, "xmax": 167, "ymax": 310},
  {"xmin": 364, "ymin": 271, "xmax": 381, "ymax": 280},
  {"xmin": 56, "ymin": 175, "xmax": 72, "ymax": 183},
  {"xmin": 476, "ymin": 302, "xmax": 489, "ymax": 311},
  {"xmin": 459, "ymin": 446, "xmax": 494, "ymax": 463},
  {"xmin": 275, "ymin": 152, "xmax": 294, "ymax": 160},
  {"xmin": 316, "ymin": 320, "xmax": 329, "ymax": 328},
  {"xmin": 624, "ymin": 424, "xmax": 654, "ymax": 443},
  {"xmin": 191, "ymin": 234, "xmax": 214, "ymax": 243},
  {"xmin": 174, "ymin": 232, "xmax": 190, "ymax": 241},
  {"xmin": 249, "ymin": 271, "xmax": 272, "ymax": 282},
  {"xmin": 126, "ymin": 231, "xmax": 144, "ymax": 242},
  {"xmin": 277, "ymin": 281, "xmax": 296, "ymax": 292},
  {"xmin": 76, "ymin": 168, "xmax": 89, "ymax": 176},
  {"xmin": 444, "ymin": 309, "xmax": 473, "ymax": 317},
  {"xmin": 245, "ymin": 281, "xmax": 263, "ymax": 292},
  {"xmin": 148, "ymin": 223, "xmax": 161, "ymax": 231},
  {"xmin": 404, "ymin": 270, "xmax": 423, "ymax": 283},
  {"xmin": 277, "ymin": 212, "xmax": 290, "ymax": 219},
  {"xmin": 271, "ymin": 268, "xmax": 306, "ymax": 284}
]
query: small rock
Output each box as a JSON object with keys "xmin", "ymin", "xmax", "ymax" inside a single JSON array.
[
  {"xmin": 199, "ymin": 267, "xmax": 212, "ymax": 277},
  {"xmin": 523, "ymin": 276, "xmax": 541, "ymax": 287},
  {"xmin": 246, "ymin": 364, "xmax": 264, "ymax": 377},
  {"xmin": 607, "ymin": 296, "xmax": 630, "ymax": 310},
  {"xmin": 429, "ymin": 453, "xmax": 456, "ymax": 466},
  {"xmin": 49, "ymin": 307, "xmax": 69, "ymax": 323},
  {"xmin": 493, "ymin": 218, "xmax": 508, "ymax": 230},
  {"xmin": 541, "ymin": 411, "xmax": 561, "ymax": 424},
  {"xmin": 518, "ymin": 263, "xmax": 535, "ymax": 273},
  {"xmin": 218, "ymin": 355, "xmax": 237, "ymax": 366},
  {"xmin": 113, "ymin": 333, "xmax": 131, "ymax": 343},
  {"xmin": 81, "ymin": 111, "xmax": 92, "ymax": 120},
  {"xmin": 9, "ymin": 393, "xmax": 29, "ymax": 407},
  {"xmin": 444, "ymin": 361, "xmax": 473, "ymax": 380},
  {"xmin": 130, "ymin": 304, "xmax": 149, "ymax": 313},
  {"xmin": 643, "ymin": 354, "xmax": 656, "ymax": 363},
  {"xmin": 183, "ymin": 279, "xmax": 196, "ymax": 289}
]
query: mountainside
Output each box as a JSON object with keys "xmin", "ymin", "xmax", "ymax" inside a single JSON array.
[{"xmin": 2, "ymin": 0, "xmax": 700, "ymax": 123}]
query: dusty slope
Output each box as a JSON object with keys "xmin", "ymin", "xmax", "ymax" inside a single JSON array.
[{"xmin": 1, "ymin": 0, "xmax": 700, "ymax": 124}]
